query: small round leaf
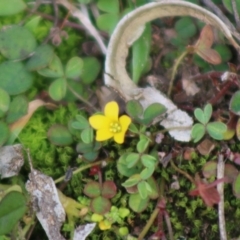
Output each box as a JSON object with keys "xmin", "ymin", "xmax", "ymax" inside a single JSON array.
[
  {"xmin": 101, "ymin": 181, "xmax": 117, "ymax": 199},
  {"xmin": 0, "ymin": 121, "xmax": 9, "ymax": 146},
  {"xmin": 0, "ymin": 88, "xmax": 10, "ymax": 118},
  {"xmin": 6, "ymin": 95, "xmax": 28, "ymax": 124},
  {"xmin": 97, "ymin": 0, "xmax": 119, "ymax": 13},
  {"xmin": 191, "ymin": 123, "xmax": 205, "ymax": 142},
  {"xmin": 90, "ymin": 196, "xmax": 111, "ymax": 215},
  {"xmin": 230, "ymin": 91, "xmax": 240, "ymax": 115},
  {"xmin": 0, "ymin": 192, "xmax": 27, "ymax": 235},
  {"xmin": 0, "ymin": 0, "xmax": 26, "ymax": 16},
  {"xmin": 0, "ymin": 61, "xmax": 33, "ymax": 95},
  {"xmin": 206, "ymin": 122, "xmax": 227, "ymax": 140},
  {"xmin": 49, "ymin": 78, "xmax": 66, "ymax": 101},
  {"xmin": 129, "ymin": 193, "xmax": 149, "ymax": 213},
  {"xmin": 81, "ymin": 128, "xmax": 94, "ymax": 144},
  {"xmin": 80, "ymin": 57, "xmax": 101, "ymax": 84},
  {"xmin": 65, "ymin": 57, "xmax": 83, "ymax": 79},
  {"xmin": 0, "ymin": 25, "xmax": 36, "ymax": 60},
  {"xmin": 26, "ymin": 44, "xmax": 54, "ymax": 71},
  {"xmin": 84, "ymin": 181, "xmax": 101, "ymax": 198},
  {"xmin": 47, "ymin": 124, "xmax": 73, "ymax": 146}
]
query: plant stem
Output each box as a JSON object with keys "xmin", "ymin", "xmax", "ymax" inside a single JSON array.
[
  {"xmin": 54, "ymin": 160, "xmax": 105, "ymax": 184},
  {"xmin": 170, "ymin": 160, "xmax": 195, "ymax": 184},
  {"xmin": 217, "ymin": 154, "xmax": 227, "ymax": 240},
  {"xmin": 67, "ymin": 83, "xmax": 99, "ymax": 112},
  {"xmin": 138, "ymin": 179, "xmax": 169, "ymax": 240},
  {"xmin": 168, "ymin": 51, "xmax": 188, "ymax": 96}
]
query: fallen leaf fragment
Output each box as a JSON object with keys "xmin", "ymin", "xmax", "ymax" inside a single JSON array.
[
  {"xmin": 0, "ymin": 144, "xmax": 23, "ymax": 179},
  {"xmin": 73, "ymin": 223, "xmax": 96, "ymax": 240},
  {"xmin": 8, "ymin": 99, "xmax": 54, "ymax": 145},
  {"xmin": 25, "ymin": 168, "xmax": 66, "ymax": 240}
]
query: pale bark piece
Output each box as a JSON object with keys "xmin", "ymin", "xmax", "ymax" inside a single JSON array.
[
  {"xmin": 73, "ymin": 223, "xmax": 96, "ymax": 240},
  {"xmin": 25, "ymin": 169, "xmax": 66, "ymax": 240},
  {"xmin": 104, "ymin": 0, "xmax": 240, "ymax": 142},
  {"xmin": 0, "ymin": 144, "xmax": 24, "ymax": 179}
]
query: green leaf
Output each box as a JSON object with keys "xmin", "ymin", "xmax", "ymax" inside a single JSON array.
[
  {"xmin": 0, "ymin": 121, "xmax": 9, "ymax": 147},
  {"xmin": 0, "ymin": 25, "xmax": 36, "ymax": 60},
  {"xmin": 80, "ymin": 57, "xmax": 101, "ymax": 84},
  {"xmin": 47, "ymin": 124, "xmax": 73, "ymax": 146},
  {"xmin": 143, "ymin": 102, "xmax": 167, "ymax": 124},
  {"xmin": 141, "ymin": 154, "xmax": 156, "ymax": 168},
  {"xmin": 122, "ymin": 175, "xmax": 141, "ymax": 188},
  {"xmin": 117, "ymin": 153, "xmax": 140, "ymax": 177},
  {"xmin": 0, "ymin": 192, "xmax": 27, "ymax": 235},
  {"xmin": 81, "ymin": 128, "xmax": 94, "ymax": 144},
  {"xmin": 129, "ymin": 193, "xmax": 149, "ymax": 213},
  {"xmin": 65, "ymin": 57, "xmax": 83, "ymax": 79},
  {"xmin": 202, "ymin": 161, "xmax": 217, "ymax": 178},
  {"xmin": 0, "ymin": 88, "xmax": 10, "ymax": 118},
  {"xmin": 222, "ymin": 0, "xmax": 240, "ymax": 14},
  {"xmin": 137, "ymin": 137, "xmax": 149, "ymax": 153},
  {"xmin": 76, "ymin": 141, "xmax": 101, "ymax": 154},
  {"xmin": 131, "ymin": 23, "xmax": 151, "ymax": 83},
  {"xmin": 137, "ymin": 181, "xmax": 148, "ymax": 199},
  {"xmin": 24, "ymin": 16, "xmax": 41, "ymax": 34},
  {"xmin": 128, "ymin": 123, "xmax": 139, "ymax": 134},
  {"xmin": 191, "ymin": 123, "xmax": 205, "ymax": 142},
  {"xmin": 26, "ymin": 44, "xmax": 54, "ymax": 71},
  {"xmin": 125, "ymin": 153, "xmax": 140, "ymax": 168},
  {"xmin": 0, "ymin": 61, "xmax": 33, "ymax": 95},
  {"xmin": 0, "ymin": 0, "xmax": 26, "ymax": 16},
  {"xmin": 84, "ymin": 181, "xmax": 101, "ymax": 198},
  {"xmin": 37, "ymin": 54, "xmax": 64, "ymax": 78},
  {"xmin": 90, "ymin": 196, "xmax": 111, "ymax": 215},
  {"xmin": 101, "ymin": 181, "xmax": 117, "ymax": 199},
  {"xmin": 147, "ymin": 177, "xmax": 159, "ymax": 199},
  {"xmin": 174, "ymin": 17, "xmax": 197, "ymax": 39},
  {"xmin": 97, "ymin": 0, "xmax": 119, "ymax": 13},
  {"xmin": 203, "ymin": 104, "xmax": 212, "ymax": 124},
  {"xmin": 48, "ymin": 78, "xmax": 67, "ymax": 101},
  {"xmin": 206, "ymin": 122, "xmax": 227, "ymax": 140},
  {"xmin": 6, "ymin": 95, "xmax": 28, "ymax": 124},
  {"xmin": 194, "ymin": 104, "xmax": 212, "ymax": 125},
  {"xmin": 96, "ymin": 13, "xmax": 119, "ymax": 34},
  {"xmin": 230, "ymin": 90, "xmax": 240, "ymax": 115},
  {"xmin": 126, "ymin": 100, "xmax": 143, "ymax": 118},
  {"xmin": 76, "ymin": 115, "xmax": 89, "ymax": 129},
  {"xmin": 140, "ymin": 167, "xmax": 154, "ymax": 180},
  {"xmin": 83, "ymin": 151, "xmax": 99, "ymax": 162},
  {"xmin": 214, "ymin": 44, "xmax": 232, "ymax": 62},
  {"xmin": 233, "ymin": 173, "xmax": 240, "ymax": 198}
]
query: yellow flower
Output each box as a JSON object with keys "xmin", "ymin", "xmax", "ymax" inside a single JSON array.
[
  {"xmin": 89, "ymin": 101, "xmax": 131, "ymax": 144},
  {"xmin": 99, "ymin": 220, "xmax": 112, "ymax": 230}
]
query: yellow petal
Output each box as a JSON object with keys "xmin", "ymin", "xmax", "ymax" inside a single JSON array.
[
  {"xmin": 104, "ymin": 101, "xmax": 118, "ymax": 121},
  {"xmin": 99, "ymin": 220, "xmax": 111, "ymax": 230},
  {"xmin": 89, "ymin": 115, "xmax": 111, "ymax": 130},
  {"xmin": 114, "ymin": 115, "xmax": 131, "ymax": 144},
  {"xmin": 119, "ymin": 115, "xmax": 131, "ymax": 132},
  {"xmin": 96, "ymin": 128, "xmax": 113, "ymax": 141}
]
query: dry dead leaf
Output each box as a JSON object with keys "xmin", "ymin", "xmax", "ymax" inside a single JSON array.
[
  {"xmin": 26, "ymin": 168, "xmax": 66, "ymax": 240},
  {"xmin": 0, "ymin": 144, "xmax": 24, "ymax": 179},
  {"xmin": 8, "ymin": 99, "xmax": 55, "ymax": 145},
  {"xmin": 197, "ymin": 139, "xmax": 215, "ymax": 156},
  {"xmin": 182, "ymin": 78, "xmax": 200, "ymax": 96},
  {"xmin": 73, "ymin": 223, "xmax": 96, "ymax": 240}
]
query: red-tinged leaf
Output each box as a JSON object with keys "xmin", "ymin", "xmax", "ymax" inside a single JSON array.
[
  {"xmin": 189, "ymin": 174, "xmax": 227, "ymax": 207},
  {"xmin": 188, "ymin": 25, "xmax": 222, "ymax": 65},
  {"xmin": 196, "ymin": 25, "xmax": 214, "ymax": 49},
  {"xmin": 195, "ymin": 48, "xmax": 221, "ymax": 65}
]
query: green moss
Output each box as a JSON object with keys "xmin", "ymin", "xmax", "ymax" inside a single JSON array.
[{"xmin": 19, "ymin": 103, "xmax": 79, "ymax": 178}]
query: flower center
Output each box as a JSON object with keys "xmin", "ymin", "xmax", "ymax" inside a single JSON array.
[{"xmin": 109, "ymin": 122, "xmax": 121, "ymax": 133}]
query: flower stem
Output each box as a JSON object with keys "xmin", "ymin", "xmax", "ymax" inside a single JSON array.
[
  {"xmin": 138, "ymin": 179, "xmax": 169, "ymax": 240},
  {"xmin": 168, "ymin": 50, "xmax": 188, "ymax": 96},
  {"xmin": 170, "ymin": 160, "xmax": 195, "ymax": 184},
  {"xmin": 54, "ymin": 159, "xmax": 105, "ymax": 184}
]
